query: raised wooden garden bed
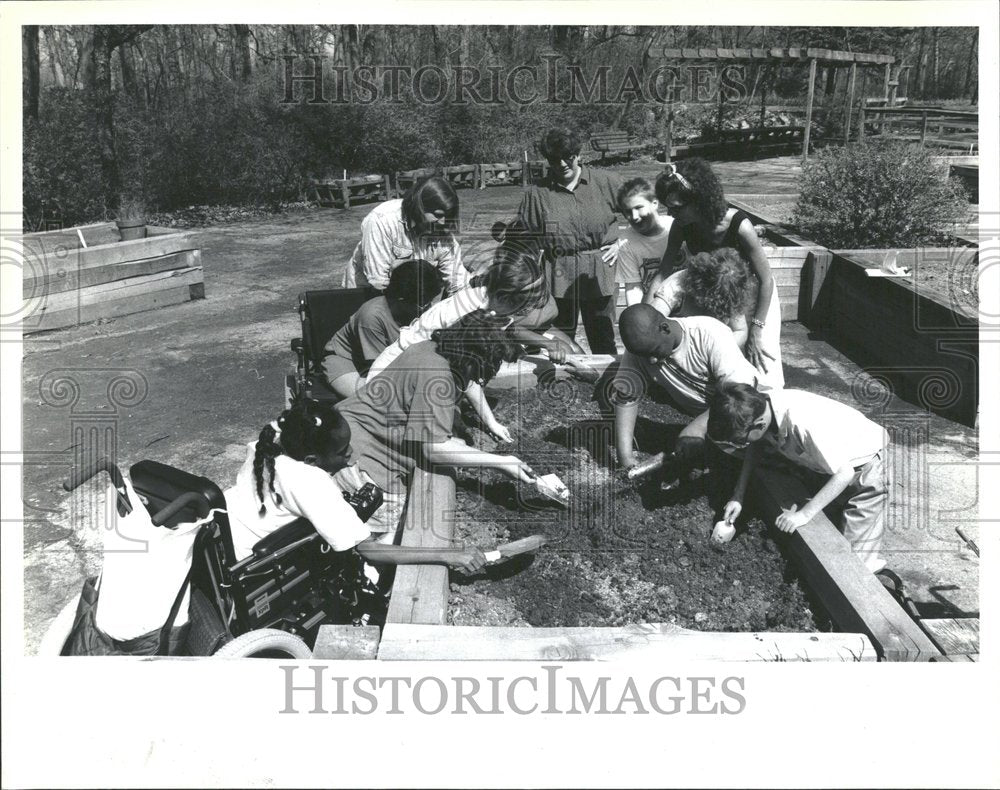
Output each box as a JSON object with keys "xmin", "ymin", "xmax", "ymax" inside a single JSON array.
[
  {"xmin": 311, "ymin": 174, "xmax": 391, "ymax": 209},
  {"xmin": 311, "ymin": 355, "xmax": 935, "ymax": 662},
  {"xmin": 729, "ymin": 199, "xmax": 979, "ymax": 427},
  {"xmin": 21, "ymin": 223, "xmax": 203, "ymax": 335}
]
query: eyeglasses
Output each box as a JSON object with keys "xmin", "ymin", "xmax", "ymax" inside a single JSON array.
[
  {"xmin": 546, "ymin": 154, "xmax": 578, "ymax": 165},
  {"xmin": 662, "ymin": 163, "xmax": 693, "ymax": 192}
]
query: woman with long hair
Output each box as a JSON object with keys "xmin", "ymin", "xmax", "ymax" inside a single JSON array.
[
  {"xmin": 645, "ymin": 158, "xmax": 783, "ymax": 387},
  {"xmin": 342, "ymin": 175, "xmax": 470, "ymax": 296}
]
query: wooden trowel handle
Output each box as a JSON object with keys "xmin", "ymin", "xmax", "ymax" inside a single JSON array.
[{"xmin": 496, "ymin": 534, "xmax": 548, "ymax": 559}]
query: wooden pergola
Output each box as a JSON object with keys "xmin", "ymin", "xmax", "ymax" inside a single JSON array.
[{"xmin": 648, "ymin": 46, "xmax": 898, "ymax": 161}]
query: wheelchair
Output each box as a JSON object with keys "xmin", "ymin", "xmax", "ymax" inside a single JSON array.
[
  {"xmin": 287, "ymin": 286, "xmax": 375, "ymax": 404},
  {"xmin": 47, "ymin": 456, "xmax": 385, "ymax": 658}
]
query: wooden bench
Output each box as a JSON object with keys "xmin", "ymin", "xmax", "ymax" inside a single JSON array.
[
  {"xmin": 589, "ymin": 131, "xmax": 638, "ymax": 162},
  {"xmin": 311, "ymin": 175, "xmax": 391, "ymax": 209}
]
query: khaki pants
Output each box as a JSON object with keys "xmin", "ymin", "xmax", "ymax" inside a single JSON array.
[{"xmin": 837, "ymin": 452, "xmax": 888, "ymax": 573}]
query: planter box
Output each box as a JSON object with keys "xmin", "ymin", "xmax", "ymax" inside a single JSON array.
[
  {"xmin": 359, "ymin": 355, "xmax": 893, "ymax": 663},
  {"xmin": 727, "ymin": 200, "xmax": 979, "ymax": 427},
  {"xmin": 21, "ymin": 223, "xmax": 203, "ymax": 335}
]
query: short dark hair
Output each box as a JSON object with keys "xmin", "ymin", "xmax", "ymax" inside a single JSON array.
[
  {"xmin": 538, "ymin": 128, "xmax": 582, "ymax": 161},
  {"xmin": 707, "ymin": 382, "xmax": 767, "ymax": 444},
  {"xmin": 384, "ymin": 259, "xmax": 443, "ymax": 306},
  {"xmin": 616, "ymin": 177, "xmax": 656, "ymax": 212},
  {"xmin": 655, "ymin": 158, "xmax": 728, "ymax": 228}
]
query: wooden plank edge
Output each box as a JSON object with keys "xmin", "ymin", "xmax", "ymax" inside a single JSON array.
[
  {"xmin": 377, "ymin": 623, "xmax": 876, "ymax": 662},
  {"xmin": 750, "ymin": 467, "xmax": 941, "ymax": 661},
  {"xmin": 385, "ymin": 464, "xmax": 457, "ymax": 625}
]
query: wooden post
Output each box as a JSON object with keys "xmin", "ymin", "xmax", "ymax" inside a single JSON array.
[
  {"xmin": 858, "ymin": 107, "xmax": 866, "ymax": 144},
  {"xmin": 339, "ymin": 181, "xmax": 350, "ymax": 210},
  {"xmin": 844, "ymin": 61, "xmax": 857, "ymax": 143},
  {"xmin": 802, "ymin": 58, "xmax": 817, "ymax": 162},
  {"xmin": 920, "ymin": 109, "xmax": 929, "ymax": 146},
  {"xmin": 883, "ymin": 62, "xmax": 891, "ymax": 103},
  {"xmin": 382, "ymin": 173, "xmax": 392, "ymax": 200}
]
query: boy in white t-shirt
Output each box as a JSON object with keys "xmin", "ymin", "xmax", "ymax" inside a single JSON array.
[
  {"xmin": 614, "ymin": 178, "xmax": 672, "ymax": 306},
  {"xmin": 707, "ymin": 383, "xmax": 889, "ymax": 572}
]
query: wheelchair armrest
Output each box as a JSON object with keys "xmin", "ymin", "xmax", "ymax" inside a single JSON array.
[{"xmin": 250, "ymin": 518, "xmax": 317, "ymax": 558}]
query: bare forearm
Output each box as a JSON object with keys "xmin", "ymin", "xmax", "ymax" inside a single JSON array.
[
  {"xmin": 464, "ymin": 381, "xmax": 497, "ymax": 427},
  {"xmin": 356, "ymin": 542, "xmax": 462, "ymax": 566},
  {"xmin": 801, "ymin": 466, "xmax": 855, "ymax": 520},
  {"xmin": 615, "ymin": 401, "xmax": 640, "ymax": 465},
  {"xmin": 423, "ymin": 438, "xmax": 513, "ymax": 470}
]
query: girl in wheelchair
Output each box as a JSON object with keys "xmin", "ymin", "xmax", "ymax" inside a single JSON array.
[{"xmin": 226, "ymin": 400, "xmax": 488, "ymax": 574}]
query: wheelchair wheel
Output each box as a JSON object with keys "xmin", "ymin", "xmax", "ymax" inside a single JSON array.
[
  {"xmin": 212, "ymin": 629, "xmax": 312, "ymax": 659},
  {"xmin": 37, "ymin": 592, "xmax": 82, "ymax": 656}
]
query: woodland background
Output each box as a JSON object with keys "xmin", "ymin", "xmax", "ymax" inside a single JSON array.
[{"xmin": 21, "ymin": 25, "xmax": 979, "ymax": 228}]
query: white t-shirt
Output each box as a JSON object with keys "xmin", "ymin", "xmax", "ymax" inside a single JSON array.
[
  {"xmin": 764, "ymin": 389, "xmax": 888, "ymax": 475},
  {"xmin": 341, "ymin": 199, "xmax": 469, "ymax": 295},
  {"xmin": 224, "ymin": 441, "xmax": 371, "ymax": 561},
  {"xmin": 614, "ymin": 219, "xmax": 672, "ymax": 288},
  {"xmin": 616, "ymin": 315, "xmax": 764, "ymax": 416}
]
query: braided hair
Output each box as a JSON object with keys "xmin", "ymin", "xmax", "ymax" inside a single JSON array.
[{"xmin": 252, "ymin": 400, "xmax": 350, "ymax": 515}]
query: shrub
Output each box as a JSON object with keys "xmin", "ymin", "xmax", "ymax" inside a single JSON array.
[
  {"xmin": 23, "ymin": 89, "xmax": 108, "ymax": 228},
  {"xmin": 793, "ymin": 141, "xmax": 970, "ymax": 248}
]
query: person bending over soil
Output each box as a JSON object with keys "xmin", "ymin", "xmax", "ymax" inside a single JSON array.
[
  {"xmin": 224, "ymin": 400, "xmax": 488, "ymax": 572},
  {"xmin": 651, "ymin": 248, "xmax": 754, "ymax": 349},
  {"xmin": 321, "ymin": 259, "xmax": 443, "ymax": 400},
  {"xmin": 342, "ymin": 175, "xmax": 470, "ymax": 296},
  {"xmin": 337, "ymin": 312, "xmax": 541, "ymax": 542}
]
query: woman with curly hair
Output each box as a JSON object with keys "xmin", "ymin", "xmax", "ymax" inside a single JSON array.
[
  {"xmin": 645, "ymin": 158, "xmax": 783, "ymax": 387},
  {"xmin": 336, "ymin": 311, "xmax": 540, "ymax": 540},
  {"xmin": 652, "ymin": 248, "xmax": 754, "ymax": 348}
]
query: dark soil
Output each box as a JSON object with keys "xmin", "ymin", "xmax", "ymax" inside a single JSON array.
[{"xmin": 449, "ymin": 378, "xmax": 823, "ymax": 632}]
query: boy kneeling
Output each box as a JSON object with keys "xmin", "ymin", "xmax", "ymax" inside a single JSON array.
[{"xmin": 707, "ymin": 383, "xmax": 889, "ymax": 573}]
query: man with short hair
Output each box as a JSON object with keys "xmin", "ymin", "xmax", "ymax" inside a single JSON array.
[{"xmin": 609, "ymin": 303, "xmax": 765, "ymax": 471}]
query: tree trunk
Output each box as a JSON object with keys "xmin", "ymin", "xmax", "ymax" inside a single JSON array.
[
  {"xmin": 233, "ymin": 24, "xmax": 252, "ymax": 79},
  {"xmin": 963, "ymin": 31, "xmax": 977, "ymax": 101},
  {"xmin": 90, "ymin": 26, "xmax": 121, "ymax": 212},
  {"xmin": 931, "ymin": 28, "xmax": 939, "ymax": 99},
  {"xmin": 118, "ymin": 43, "xmax": 140, "ymax": 104},
  {"xmin": 23, "ymin": 26, "xmax": 40, "ymax": 122},
  {"xmin": 913, "ymin": 29, "xmax": 925, "ymax": 99}
]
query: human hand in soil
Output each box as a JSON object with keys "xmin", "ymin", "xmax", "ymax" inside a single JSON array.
[
  {"xmin": 776, "ymin": 504, "xmax": 809, "ymax": 533},
  {"xmin": 744, "ymin": 327, "xmax": 775, "ymax": 373},
  {"xmin": 447, "ymin": 547, "xmax": 489, "ymax": 574},
  {"xmin": 486, "ymin": 419, "xmax": 513, "ymax": 444},
  {"xmin": 723, "ymin": 500, "xmax": 742, "ymax": 524},
  {"xmin": 564, "ymin": 359, "xmax": 601, "ymax": 383}
]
